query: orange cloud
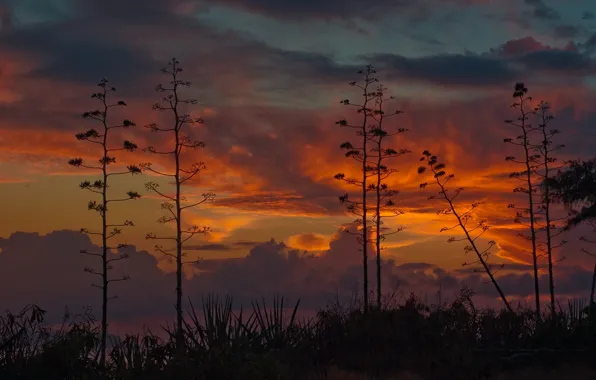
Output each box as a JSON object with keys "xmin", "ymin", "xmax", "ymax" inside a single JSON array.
[{"xmin": 286, "ymin": 232, "xmax": 330, "ymax": 251}]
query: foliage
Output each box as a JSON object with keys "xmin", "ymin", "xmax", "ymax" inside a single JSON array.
[
  {"xmin": 3, "ymin": 293, "xmax": 596, "ymax": 380},
  {"xmin": 549, "ymin": 158, "xmax": 596, "ymax": 228}
]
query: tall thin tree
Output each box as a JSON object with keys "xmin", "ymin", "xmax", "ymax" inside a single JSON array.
[
  {"xmin": 418, "ymin": 150, "xmax": 513, "ymax": 312},
  {"xmin": 140, "ymin": 58, "xmax": 214, "ymax": 351},
  {"xmin": 503, "ymin": 83, "xmax": 541, "ymax": 319},
  {"xmin": 334, "ymin": 65, "xmax": 378, "ymax": 312},
  {"xmin": 532, "ymin": 101, "xmax": 567, "ymax": 317},
  {"xmin": 68, "ymin": 79, "xmax": 141, "ymax": 367},
  {"xmin": 367, "ymin": 84, "xmax": 409, "ymax": 309}
]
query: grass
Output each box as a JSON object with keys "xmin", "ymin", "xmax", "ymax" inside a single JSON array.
[{"xmin": 1, "ymin": 291, "xmax": 596, "ymax": 379}]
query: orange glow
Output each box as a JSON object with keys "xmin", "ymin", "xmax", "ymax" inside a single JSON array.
[{"xmin": 0, "ymin": 43, "xmax": 591, "ymax": 294}]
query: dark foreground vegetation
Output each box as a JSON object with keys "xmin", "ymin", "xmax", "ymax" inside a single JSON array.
[{"xmin": 2, "ymin": 292, "xmax": 596, "ymax": 380}]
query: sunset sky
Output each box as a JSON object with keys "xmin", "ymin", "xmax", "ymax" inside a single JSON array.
[{"xmin": 1, "ymin": 0, "xmax": 596, "ymax": 330}]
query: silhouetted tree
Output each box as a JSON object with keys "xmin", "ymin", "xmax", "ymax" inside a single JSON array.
[
  {"xmin": 532, "ymin": 101, "xmax": 567, "ymax": 317},
  {"xmin": 140, "ymin": 58, "xmax": 214, "ymax": 351},
  {"xmin": 503, "ymin": 83, "xmax": 541, "ymax": 319},
  {"xmin": 549, "ymin": 158, "xmax": 596, "ymax": 228},
  {"xmin": 67, "ymin": 79, "xmax": 141, "ymax": 367},
  {"xmin": 578, "ymin": 221, "xmax": 596, "ymax": 317},
  {"xmin": 418, "ymin": 150, "xmax": 513, "ymax": 312},
  {"xmin": 367, "ymin": 84, "xmax": 409, "ymax": 309},
  {"xmin": 334, "ymin": 65, "xmax": 378, "ymax": 312},
  {"xmin": 549, "ymin": 158, "xmax": 596, "ymax": 317}
]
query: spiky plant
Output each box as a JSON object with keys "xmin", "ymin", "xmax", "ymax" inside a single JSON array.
[{"xmin": 68, "ymin": 79, "xmax": 141, "ymax": 367}]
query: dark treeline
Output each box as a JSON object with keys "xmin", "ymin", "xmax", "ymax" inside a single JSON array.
[{"xmin": 1, "ymin": 59, "xmax": 596, "ymax": 379}]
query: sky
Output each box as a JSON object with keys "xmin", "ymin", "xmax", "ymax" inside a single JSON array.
[{"xmin": 1, "ymin": 0, "xmax": 596, "ymax": 332}]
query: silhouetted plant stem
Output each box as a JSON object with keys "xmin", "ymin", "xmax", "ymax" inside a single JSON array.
[
  {"xmin": 141, "ymin": 58, "xmax": 214, "ymax": 353},
  {"xmin": 67, "ymin": 79, "xmax": 141, "ymax": 367},
  {"xmin": 419, "ymin": 151, "xmax": 513, "ymax": 313},
  {"xmin": 334, "ymin": 65, "xmax": 378, "ymax": 313},
  {"xmin": 368, "ymin": 84, "xmax": 409, "ymax": 309},
  {"xmin": 591, "ymin": 262, "xmax": 596, "ymax": 317},
  {"xmin": 533, "ymin": 101, "xmax": 567, "ymax": 318},
  {"xmin": 504, "ymin": 83, "xmax": 540, "ymax": 320},
  {"xmin": 578, "ymin": 223, "xmax": 596, "ymax": 318}
]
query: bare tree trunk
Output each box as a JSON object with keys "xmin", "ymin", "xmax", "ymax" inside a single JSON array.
[
  {"xmin": 142, "ymin": 59, "xmax": 213, "ymax": 355},
  {"xmin": 420, "ymin": 152, "xmax": 513, "ymax": 313},
  {"xmin": 542, "ymin": 149, "xmax": 556, "ymax": 317},
  {"xmin": 535, "ymin": 102, "xmax": 561, "ymax": 318},
  {"xmin": 444, "ymin": 191, "xmax": 512, "ymax": 313},
  {"xmin": 590, "ymin": 263, "xmax": 596, "ymax": 319},
  {"xmin": 362, "ymin": 123, "xmax": 369, "ymax": 313},
  {"xmin": 505, "ymin": 85, "xmax": 540, "ymax": 320},
  {"xmin": 174, "ymin": 112, "xmax": 184, "ymax": 352},
  {"xmin": 335, "ymin": 66, "xmax": 380, "ymax": 314},
  {"xmin": 522, "ymin": 124, "xmax": 541, "ymax": 319},
  {"xmin": 100, "ymin": 120, "xmax": 108, "ymax": 368},
  {"xmin": 375, "ymin": 154, "xmax": 382, "ymax": 309}
]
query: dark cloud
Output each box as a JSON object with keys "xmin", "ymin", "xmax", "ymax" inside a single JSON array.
[
  {"xmin": 366, "ymin": 37, "xmax": 594, "ymax": 88},
  {"xmin": 467, "ymin": 266, "xmax": 595, "ymax": 298},
  {"xmin": 233, "ymin": 241, "xmax": 262, "ymax": 247},
  {"xmin": 4, "ymin": 1, "xmax": 363, "ymax": 113},
  {"xmin": 0, "ymin": 0, "xmax": 591, "ymax": 107},
  {"xmin": 0, "ymin": 0, "xmax": 197, "ymax": 86},
  {"xmin": 492, "ymin": 36, "xmax": 576, "ymax": 57},
  {"xmin": 6, "ymin": 31, "xmax": 156, "ymax": 86},
  {"xmin": 0, "ymin": 230, "xmax": 174, "ymax": 323},
  {"xmin": 215, "ymin": 0, "xmax": 413, "ymax": 21},
  {"xmin": 0, "ymin": 1, "xmax": 14, "ymax": 31},
  {"xmin": 397, "ymin": 262, "xmax": 437, "ymax": 270},
  {"xmin": 369, "ymin": 53, "xmax": 516, "ymax": 87},
  {"xmin": 0, "ymin": 0, "xmax": 357, "ymax": 99},
  {"xmin": 214, "ymin": 0, "xmax": 495, "ymax": 22},
  {"xmin": 552, "ymin": 25, "xmax": 580, "ymax": 39},
  {"xmin": 524, "ymin": 0, "xmax": 560, "ymax": 21},
  {"xmin": 2, "ymin": 227, "xmax": 593, "ymax": 331},
  {"xmin": 580, "ymin": 32, "xmax": 596, "ymax": 53},
  {"xmin": 517, "ymin": 49, "xmax": 593, "ymax": 73}
]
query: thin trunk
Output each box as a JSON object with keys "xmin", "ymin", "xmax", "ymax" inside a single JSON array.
[
  {"xmin": 590, "ymin": 262, "xmax": 596, "ymax": 319},
  {"xmin": 520, "ymin": 98, "xmax": 541, "ymax": 320},
  {"xmin": 434, "ymin": 172, "xmax": 512, "ymax": 312},
  {"xmin": 540, "ymin": 126, "xmax": 556, "ymax": 317},
  {"xmin": 173, "ymin": 80, "xmax": 184, "ymax": 352},
  {"xmin": 375, "ymin": 133, "xmax": 382, "ymax": 310},
  {"xmin": 175, "ymin": 135, "xmax": 183, "ymax": 350},
  {"xmin": 360, "ymin": 73, "xmax": 372, "ymax": 314},
  {"xmin": 361, "ymin": 112, "xmax": 369, "ymax": 313},
  {"xmin": 100, "ymin": 103, "xmax": 109, "ymax": 368}
]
